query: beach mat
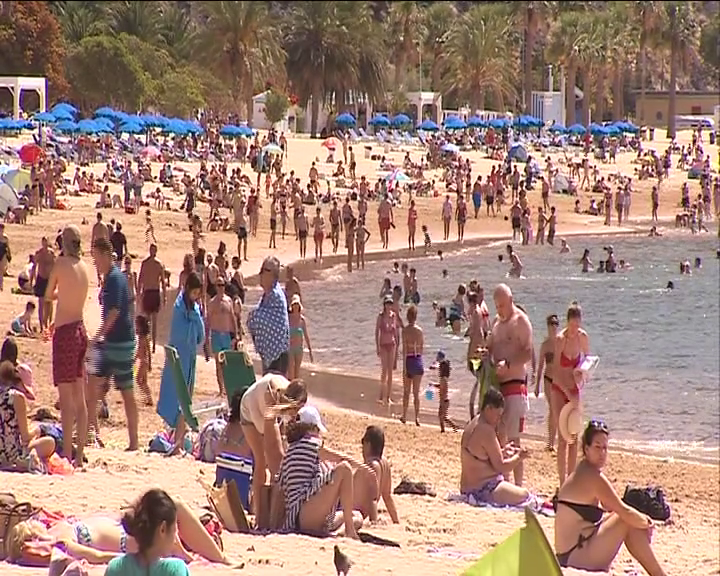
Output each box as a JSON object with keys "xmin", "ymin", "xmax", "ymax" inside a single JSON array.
[{"xmin": 461, "ymin": 508, "xmax": 561, "ymax": 575}]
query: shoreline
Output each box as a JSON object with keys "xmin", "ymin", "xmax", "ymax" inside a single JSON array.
[
  {"xmin": 244, "ymin": 218, "xmax": 668, "ymax": 285},
  {"xmin": 237, "ymin": 354, "xmax": 719, "ymax": 465}
]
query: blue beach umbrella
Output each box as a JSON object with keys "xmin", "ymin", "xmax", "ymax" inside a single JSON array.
[
  {"xmin": 77, "ymin": 119, "xmax": 101, "ymax": 134},
  {"xmin": 391, "ymin": 114, "xmax": 411, "ymax": 127},
  {"xmin": 444, "ymin": 116, "xmax": 467, "ymax": 130},
  {"xmin": 54, "ymin": 120, "xmax": 79, "ymax": 134},
  {"xmin": 94, "ymin": 106, "xmax": 118, "ymax": 119},
  {"xmin": 220, "ymin": 125, "xmax": 241, "ymax": 137},
  {"xmin": 547, "ymin": 124, "xmax": 567, "ymax": 134},
  {"xmin": 567, "ymin": 124, "xmax": 586, "ymax": 135},
  {"xmin": 235, "ymin": 125, "xmax": 253, "ymax": 137},
  {"xmin": 51, "ymin": 108, "xmax": 74, "ymax": 121},
  {"xmin": 335, "ymin": 113, "xmax": 356, "ymax": 126},
  {"xmin": 467, "ymin": 116, "xmax": 486, "ymax": 128},
  {"xmin": 489, "ymin": 117, "xmax": 509, "ymax": 129},
  {"xmin": 51, "ymin": 102, "xmax": 77, "ymax": 115},
  {"xmin": 119, "ymin": 122, "xmax": 144, "ymax": 134},
  {"xmin": 33, "ymin": 112, "xmax": 57, "ymax": 123},
  {"xmin": 418, "ymin": 119, "xmax": 439, "ymax": 132},
  {"xmin": 369, "ymin": 115, "xmax": 390, "ymax": 127}
]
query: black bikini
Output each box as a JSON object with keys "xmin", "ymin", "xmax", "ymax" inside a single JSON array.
[{"xmin": 555, "ymin": 499, "xmax": 604, "ymax": 567}]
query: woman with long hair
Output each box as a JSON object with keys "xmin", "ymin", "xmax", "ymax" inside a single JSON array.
[
  {"xmin": 554, "ymin": 421, "xmax": 666, "ymax": 575},
  {"xmin": 535, "ymin": 314, "xmax": 560, "ymax": 451},
  {"xmin": 288, "ymin": 295, "xmax": 314, "ymax": 381},
  {"xmin": 551, "ymin": 302, "xmax": 590, "ymax": 485},
  {"xmin": 157, "ymin": 272, "xmax": 205, "ymax": 456}
]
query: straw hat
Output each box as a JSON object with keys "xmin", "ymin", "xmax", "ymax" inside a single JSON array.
[{"xmin": 558, "ymin": 402, "xmax": 583, "ymax": 444}]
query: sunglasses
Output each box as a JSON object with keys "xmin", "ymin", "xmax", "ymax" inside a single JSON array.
[{"xmin": 587, "ymin": 419, "xmax": 608, "ymax": 433}]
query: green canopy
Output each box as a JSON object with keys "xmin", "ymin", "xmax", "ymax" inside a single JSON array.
[{"xmin": 462, "ymin": 508, "xmax": 562, "ymax": 576}]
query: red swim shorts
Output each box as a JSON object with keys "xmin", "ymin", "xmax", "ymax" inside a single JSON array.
[{"xmin": 52, "ymin": 320, "xmax": 88, "ymax": 386}]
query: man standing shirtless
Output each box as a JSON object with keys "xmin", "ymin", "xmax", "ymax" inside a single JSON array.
[
  {"xmin": 44, "ymin": 226, "xmax": 90, "ymax": 467},
  {"xmin": 137, "ymin": 243, "xmax": 166, "ymax": 353},
  {"xmin": 31, "ymin": 236, "xmax": 55, "ymax": 330},
  {"xmin": 483, "ymin": 284, "xmax": 533, "ymax": 487},
  {"xmin": 92, "ymin": 212, "xmax": 109, "ymax": 282},
  {"xmin": 207, "ymin": 277, "xmax": 239, "ymax": 396},
  {"xmin": 232, "ymin": 191, "xmax": 249, "ymax": 261}
]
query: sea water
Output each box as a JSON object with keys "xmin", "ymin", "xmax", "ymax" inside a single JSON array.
[{"xmin": 251, "ymin": 231, "xmax": 720, "ymax": 461}]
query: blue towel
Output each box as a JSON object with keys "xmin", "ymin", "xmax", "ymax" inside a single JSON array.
[{"xmin": 157, "ymin": 292, "xmax": 205, "ymax": 428}]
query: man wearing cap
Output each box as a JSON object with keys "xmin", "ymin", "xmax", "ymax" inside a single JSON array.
[
  {"xmin": 247, "ymin": 256, "xmax": 289, "ymax": 374},
  {"xmin": 44, "ymin": 225, "xmax": 90, "ymax": 467},
  {"xmin": 483, "ymin": 283, "xmax": 533, "ymax": 487},
  {"xmin": 137, "ymin": 243, "xmax": 166, "ymax": 354}
]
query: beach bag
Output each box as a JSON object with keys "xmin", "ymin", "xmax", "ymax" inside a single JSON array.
[
  {"xmin": 199, "ymin": 478, "xmax": 251, "ymax": 534},
  {"xmin": 194, "ymin": 418, "xmax": 227, "ymax": 463},
  {"xmin": 0, "ymin": 492, "xmax": 38, "ymax": 560},
  {"xmin": 622, "ymin": 486, "xmax": 671, "ymax": 521}
]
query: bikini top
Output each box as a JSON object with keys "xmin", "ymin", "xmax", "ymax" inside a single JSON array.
[
  {"xmin": 378, "ymin": 313, "xmax": 396, "ymax": 345},
  {"xmin": 559, "ymin": 339, "xmax": 581, "ymax": 368},
  {"xmin": 557, "ymin": 499, "xmax": 604, "ymax": 524}
]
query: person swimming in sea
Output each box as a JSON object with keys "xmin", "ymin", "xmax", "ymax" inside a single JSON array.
[
  {"xmin": 680, "ymin": 261, "xmax": 691, "ymax": 275},
  {"xmin": 649, "ymin": 226, "xmax": 662, "ymax": 237},
  {"xmin": 448, "ymin": 285, "xmax": 466, "ymax": 335},
  {"xmin": 597, "ymin": 260, "xmax": 606, "ymax": 273},
  {"xmin": 579, "ymin": 249, "xmax": 593, "ymax": 273},
  {"xmin": 694, "ymin": 257, "xmax": 702, "ymax": 268},
  {"xmin": 666, "ymin": 280, "xmax": 675, "ymax": 290},
  {"xmin": 560, "ymin": 239, "xmax": 571, "ymax": 253},
  {"xmin": 604, "ymin": 246, "xmax": 617, "ymax": 273},
  {"xmin": 505, "ymin": 244, "xmax": 523, "ymax": 278},
  {"xmin": 442, "ymin": 269, "xmax": 448, "ymax": 279}
]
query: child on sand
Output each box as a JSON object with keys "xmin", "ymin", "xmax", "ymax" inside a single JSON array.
[
  {"xmin": 135, "ymin": 315, "xmax": 153, "ymax": 406},
  {"xmin": 422, "ymin": 225, "xmax": 432, "ymax": 254},
  {"xmin": 10, "ymin": 302, "xmax": 36, "ymax": 337},
  {"xmin": 432, "ymin": 351, "xmax": 459, "ymax": 433}
]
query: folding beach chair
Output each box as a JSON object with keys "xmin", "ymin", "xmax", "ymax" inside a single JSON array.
[
  {"xmin": 163, "ymin": 345, "xmax": 225, "ymax": 432},
  {"xmin": 218, "ymin": 347, "xmax": 256, "ymax": 402}
]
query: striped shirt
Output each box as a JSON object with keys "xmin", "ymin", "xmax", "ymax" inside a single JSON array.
[{"xmin": 279, "ymin": 435, "xmax": 333, "ymax": 532}]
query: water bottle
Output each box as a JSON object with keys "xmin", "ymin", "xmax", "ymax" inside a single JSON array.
[{"xmin": 424, "ymin": 386, "xmax": 434, "ymax": 401}]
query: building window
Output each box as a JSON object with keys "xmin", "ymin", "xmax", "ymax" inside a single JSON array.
[
  {"xmin": 690, "ymin": 105, "xmax": 701, "ymax": 115},
  {"xmin": 656, "ymin": 111, "xmax": 663, "ymax": 121}
]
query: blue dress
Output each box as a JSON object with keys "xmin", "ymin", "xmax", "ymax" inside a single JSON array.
[{"xmin": 157, "ymin": 292, "xmax": 205, "ymax": 428}]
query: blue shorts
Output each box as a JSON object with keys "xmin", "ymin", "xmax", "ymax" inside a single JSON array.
[{"xmin": 211, "ymin": 330, "xmax": 232, "ymax": 355}]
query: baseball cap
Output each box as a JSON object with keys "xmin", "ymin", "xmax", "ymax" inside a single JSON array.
[{"xmin": 297, "ymin": 405, "xmax": 327, "ymax": 434}]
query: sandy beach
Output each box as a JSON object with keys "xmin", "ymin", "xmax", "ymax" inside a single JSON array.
[{"xmin": 1, "ymin": 129, "xmax": 718, "ymax": 575}]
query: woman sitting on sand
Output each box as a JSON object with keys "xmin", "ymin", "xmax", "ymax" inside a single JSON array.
[
  {"xmin": 6, "ymin": 489, "xmax": 227, "ymax": 567},
  {"xmin": 0, "ymin": 360, "xmax": 55, "ymax": 471},
  {"xmin": 279, "ymin": 406, "xmax": 362, "ymax": 539},
  {"xmin": 460, "ymin": 388, "xmax": 532, "ymax": 507},
  {"xmin": 554, "ymin": 421, "xmax": 666, "ymax": 575},
  {"xmin": 552, "ymin": 303, "xmax": 590, "ymax": 486}
]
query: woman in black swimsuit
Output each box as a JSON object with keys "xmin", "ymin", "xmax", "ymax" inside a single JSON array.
[{"xmin": 554, "ymin": 421, "xmax": 666, "ymax": 575}]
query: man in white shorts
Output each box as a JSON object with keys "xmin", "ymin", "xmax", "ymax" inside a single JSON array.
[{"xmin": 484, "ymin": 283, "xmax": 533, "ymax": 487}]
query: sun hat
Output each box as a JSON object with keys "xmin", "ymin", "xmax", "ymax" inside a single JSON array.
[
  {"xmin": 558, "ymin": 402, "xmax": 583, "ymax": 444},
  {"xmin": 290, "ymin": 293, "xmax": 303, "ymax": 310},
  {"xmin": 383, "ymin": 294, "xmax": 393, "ymax": 305},
  {"xmin": 297, "ymin": 405, "xmax": 327, "ymax": 434}
]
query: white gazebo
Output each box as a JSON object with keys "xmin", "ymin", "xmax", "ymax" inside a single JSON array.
[{"xmin": 0, "ymin": 76, "xmax": 47, "ymax": 120}]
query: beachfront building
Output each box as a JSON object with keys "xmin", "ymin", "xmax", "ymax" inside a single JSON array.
[
  {"xmin": 636, "ymin": 90, "xmax": 720, "ymax": 128},
  {"xmin": 0, "ymin": 76, "xmax": 47, "ymax": 120},
  {"xmin": 252, "ymin": 90, "xmax": 297, "ymax": 133}
]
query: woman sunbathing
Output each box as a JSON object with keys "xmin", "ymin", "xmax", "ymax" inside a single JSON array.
[
  {"xmin": 6, "ymin": 489, "xmax": 228, "ymax": 567},
  {"xmin": 554, "ymin": 421, "xmax": 666, "ymax": 575}
]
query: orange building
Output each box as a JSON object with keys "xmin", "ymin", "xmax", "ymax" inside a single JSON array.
[{"xmin": 636, "ymin": 90, "xmax": 720, "ymax": 127}]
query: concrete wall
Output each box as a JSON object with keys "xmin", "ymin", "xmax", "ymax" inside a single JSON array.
[{"xmin": 637, "ymin": 92, "xmax": 720, "ymax": 127}]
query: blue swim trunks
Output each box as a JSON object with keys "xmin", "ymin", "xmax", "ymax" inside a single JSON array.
[{"xmin": 211, "ymin": 330, "xmax": 233, "ymax": 355}]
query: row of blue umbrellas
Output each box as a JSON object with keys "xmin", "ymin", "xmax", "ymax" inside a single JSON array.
[
  {"xmin": 219, "ymin": 124, "xmax": 255, "ymax": 138},
  {"xmin": 548, "ymin": 121, "xmax": 640, "ymax": 136},
  {"xmin": 366, "ymin": 114, "xmax": 544, "ymax": 132}
]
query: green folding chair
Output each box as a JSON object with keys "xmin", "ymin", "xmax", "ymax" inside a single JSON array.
[
  {"xmin": 218, "ymin": 346, "xmax": 256, "ymax": 402},
  {"xmin": 163, "ymin": 345, "xmax": 224, "ymax": 432}
]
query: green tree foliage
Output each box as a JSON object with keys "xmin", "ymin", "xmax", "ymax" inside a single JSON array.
[
  {"xmin": 65, "ymin": 35, "xmax": 148, "ymax": 111},
  {"xmin": 154, "ymin": 67, "xmax": 206, "ymax": 118},
  {"xmin": 263, "ymin": 89, "xmax": 290, "ymax": 125},
  {"xmin": 0, "ymin": 1, "xmax": 68, "ymax": 99}
]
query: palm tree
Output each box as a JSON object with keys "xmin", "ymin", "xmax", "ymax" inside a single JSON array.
[
  {"xmin": 387, "ymin": 1, "xmax": 424, "ymax": 89},
  {"xmin": 441, "ymin": 5, "xmax": 519, "ymax": 112},
  {"xmin": 53, "ymin": 1, "xmax": 107, "ymax": 44},
  {"xmin": 106, "ymin": 1, "xmax": 163, "ymax": 45},
  {"xmin": 158, "ymin": 1, "xmax": 196, "ymax": 61},
  {"xmin": 546, "ymin": 11, "xmax": 589, "ymax": 126},
  {"xmin": 284, "ymin": 1, "xmax": 357, "ymax": 137},
  {"xmin": 195, "ymin": 1, "xmax": 285, "ymax": 121},
  {"xmin": 421, "ymin": 2, "xmax": 456, "ymax": 93},
  {"xmin": 514, "ymin": 1, "xmax": 555, "ymax": 114},
  {"xmin": 634, "ymin": 2, "xmax": 662, "ymax": 125},
  {"xmin": 665, "ymin": 2, "xmax": 700, "ymax": 139}
]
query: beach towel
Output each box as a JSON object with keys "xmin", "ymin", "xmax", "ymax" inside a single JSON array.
[
  {"xmin": 461, "ymin": 508, "xmax": 562, "ymax": 576},
  {"xmin": 157, "ymin": 293, "xmax": 205, "ymax": 429},
  {"xmin": 447, "ymin": 492, "xmax": 554, "ymax": 517}
]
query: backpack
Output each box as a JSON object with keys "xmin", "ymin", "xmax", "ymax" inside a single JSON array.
[
  {"xmin": 622, "ymin": 486, "xmax": 671, "ymax": 521},
  {"xmin": 0, "ymin": 492, "xmax": 38, "ymax": 560}
]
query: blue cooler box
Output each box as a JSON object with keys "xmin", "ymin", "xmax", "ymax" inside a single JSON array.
[{"xmin": 215, "ymin": 453, "xmax": 253, "ymax": 511}]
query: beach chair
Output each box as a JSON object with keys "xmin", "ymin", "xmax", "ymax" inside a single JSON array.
[
  {"xmin": 163, "ymin": 345, "xmax": 225, "ymax": 433},
  {"xmin": 348, "ymin": 128, "xmax": 360, "ymax": 143},
  {"xmin": 218, "ymin": 348, "xmax": 256, "ymax": 402},
  {"xmin": 358, "ymin": 127, "xmax": 371, "ymax": 141}
]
